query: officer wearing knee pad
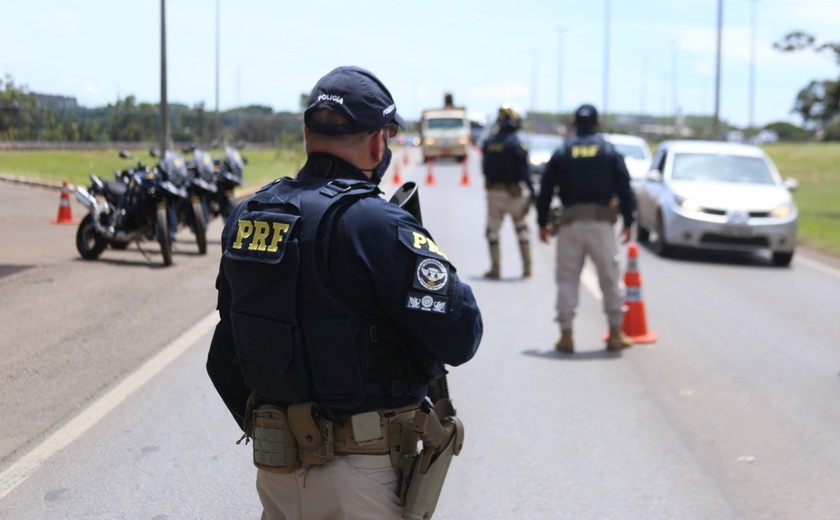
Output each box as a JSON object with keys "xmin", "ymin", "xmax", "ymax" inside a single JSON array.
[
  {"xmin": 481, "ymin": 104, "xmax": 535, "ymax": 279},
  {"xmin": 207, "ymin": 66, "xmax": 483, "ymax": 520},
  {"xmin": 536, "ymin": 103, "xmax": 635, "ymax": 352}
]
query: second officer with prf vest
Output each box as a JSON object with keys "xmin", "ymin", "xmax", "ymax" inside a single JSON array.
[{"xmin": 481, "ymin": 104, "xmax": 536, "ymax": 279}]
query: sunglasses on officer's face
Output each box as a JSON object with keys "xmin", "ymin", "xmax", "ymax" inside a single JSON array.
[{"xmin": 383, "ymin": 123, "xmax": 399, "ymax": 139}]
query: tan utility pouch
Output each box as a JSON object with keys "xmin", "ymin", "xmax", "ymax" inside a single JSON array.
[
  {"xmin": 288, "ymin": 402, "xmax": 335, "ymax": 465},
  {"xmin": 252, "ymin": 405, "xmax": 300, "ymax": 473}
]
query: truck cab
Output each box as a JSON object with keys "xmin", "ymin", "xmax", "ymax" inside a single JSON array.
[{"xmin": 420, "ymin": 106, "xmax": 470, "ymax": 163}]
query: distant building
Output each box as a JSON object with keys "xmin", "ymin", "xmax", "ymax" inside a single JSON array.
[{"xmin": 34, "ymin": 94, "xmax": 79, "ymax": 111}]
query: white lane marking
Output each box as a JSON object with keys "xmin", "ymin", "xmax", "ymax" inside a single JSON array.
[
  {"xmin": 0, "ymin": 311, "xmax": 219, "ymax": 500},
  {"xmin": 796, "ymin": 255, "xmax": 840, "ymax": 280}
]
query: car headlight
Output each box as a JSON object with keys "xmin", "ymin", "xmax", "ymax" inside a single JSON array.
[
  {"xmin": 424, "ymin": 137, "xmax": 435, "ymax": 145},
  {"xmin": 675, "ymin": 195, "xmax": 703, "ymax": 213},
  {"xmin": 770, "ymin": 202, "xmax": 793, "ymax": 218}
]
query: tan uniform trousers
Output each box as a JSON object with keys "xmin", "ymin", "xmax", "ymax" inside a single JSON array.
[
  {"xmin": 256, "ymin": 454, "xmax": 402, "ymax": 520},
  {"xmin": 554, "ymin": 220, "xmax": 624, "ymax": 329},
  {"xmin": 485, "ymin": 184, "xmax": 530, "ymax": 244}
]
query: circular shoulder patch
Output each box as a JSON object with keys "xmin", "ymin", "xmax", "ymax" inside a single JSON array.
[{"xmin": 416, "ymin": 258, "xmax": 449, "ymax": 292}]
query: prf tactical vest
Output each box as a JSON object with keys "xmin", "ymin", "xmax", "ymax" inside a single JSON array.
[{"xmin": 221, "ymin": 174, "xmax": 418, "ymax": 411}]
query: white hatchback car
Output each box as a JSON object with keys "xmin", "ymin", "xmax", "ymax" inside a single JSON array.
[
  {"xmin": 604, "ymin": 133, "xmax": 652, "ymax": 192},
  {"xmin": 636, "ymin": 140, "xmax": 798, "ymax": 266}
]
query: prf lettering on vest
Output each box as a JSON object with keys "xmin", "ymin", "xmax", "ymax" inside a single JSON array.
[
  {"xmin": 232, "ymin": 219, "xmax": 290, "ymax": 252},
  {"xmin": 571, "ymin": 144, "xmax": 599, "ymax": 159},
  {"xmin": 412, "ymin": 231, "xmax": 449, "ymax": 260}
]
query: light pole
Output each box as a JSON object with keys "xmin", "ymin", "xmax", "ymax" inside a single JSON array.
[
  {"xmin": 603, "ymin": 0, "xmax": 611, "ymax": 117},
  {"xmin": 672, "ymin": 39, "xmax": 679, "ymax": 133},
  {"xmin": 748, "ymin": 0, "xmax": 758, "ymax": 131},
  {"xmin": 215, "ymin": 0, "xmax": 220, "ymax": 141},
  {"xmin": 159, "ymin": 0, "xmax": 170, "ymax": 153},
  {"xmin": 557, "ymin": 27, "xmax": 566, "ymax": 117},
  {"xmin": 712, "ymin": 0, "xmax": 723, "ymax": 140},
  {"xmin": 640, "ymin": 56, "xmax": 647, "ymax": 116},
  {"xmin": 531, "ymin": 51, "xmax": 539, "ymax": 112}
]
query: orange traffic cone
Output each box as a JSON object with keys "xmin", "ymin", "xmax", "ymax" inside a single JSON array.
[
  {"xmin": 620, "ymin": 243, "xmax": 657, "ymax": 343},
  {"xmin": 392, "ymin": 162, "xmax": 403, "ymax": 185},
  {"xmin": 425, "ymin": 159, "xmax": 436, "ymax": 186},
  {"xmin": 460, "ymin": 160, "xmax": 471, "ymax": 186},
  {"xmin": 51, "ymin": 181, "xmax": 79, "ymax": 224}
]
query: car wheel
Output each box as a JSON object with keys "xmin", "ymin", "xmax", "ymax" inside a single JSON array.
[
  {"xmin": 772, "ymin": 251, "xmax": 793, "ymax": 267},
  {"xmin": 653, "ymin": 213, "xmax": 674, "ymax": 257},
  {"xmin": 636, "ymin": 222, "xmax": 650, "ymax": 243}
]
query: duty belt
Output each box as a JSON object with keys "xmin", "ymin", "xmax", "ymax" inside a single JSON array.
[
  {"xmin": 248, "ymin": 400, "xmax": 418, "ymax": 473},
  {"xmin": 333, "ymin": 405, "xmax": 418, "ymax": 456},
  {"xmin": 485, "ymin": 180, "xmax": 523, "ymax": 196},
  {"xmin": 557, "ymin": 203, "xmax": 616, "ymax": 224}
]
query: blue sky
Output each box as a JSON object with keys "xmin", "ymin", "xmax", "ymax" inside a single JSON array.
[{"xmin": 3, "ymin": 0, "xmax": 839, "ymax": 128}]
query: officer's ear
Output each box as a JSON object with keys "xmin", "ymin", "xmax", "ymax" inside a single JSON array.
[{"xmin": 370, "ymin": 128, "xmax": 386, "ymax": 161}]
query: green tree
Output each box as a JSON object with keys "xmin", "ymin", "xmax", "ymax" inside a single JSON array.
[
  {"xmin": 774, "ymin": 32, "xmax": 840, "ymax": 131},
  {"xmin": 764, "ymin": 121, "xmax": 809, "ymax": 141}
]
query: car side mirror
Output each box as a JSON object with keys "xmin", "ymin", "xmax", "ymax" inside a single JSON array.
[
  {"xmin": 645, "ymin": 169, "xmax": 663, "ymax": 183},
  {"xmin": 783, "ymin": 177, "xmax": 799, "ymax": 192}
]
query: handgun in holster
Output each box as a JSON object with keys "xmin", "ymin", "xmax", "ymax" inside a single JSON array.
[{"xmin": 399, "ymin": 398, "xmax": 464, "ymax": 520}]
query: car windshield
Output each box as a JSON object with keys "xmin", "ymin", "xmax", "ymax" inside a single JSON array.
[
  {"xmin": 671, "ymin": 153, "xmax": 775, "ymax": 185},
  {"xmin": 612, "ymin": 143, "xmax": 647, "ymax": 160},
  {"xmin": 426, "ymin": 118, "xmax": 465, "ymax": 130},
  {"xmin": 524, "ymin": 136, "xmax": 564, "ymax": 153}
]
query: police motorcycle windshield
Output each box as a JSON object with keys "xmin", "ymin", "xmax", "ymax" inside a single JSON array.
[
  {"xmin": 193, "ymin": 150, "xmax": 219, "ymax": 192},
  {"xmin": 225, "ymin": 146, "xmax": 244, "ymax": 174},
  {"xmin": 162, "ymin": 151, "xmax": 189, "ymax": 188}
]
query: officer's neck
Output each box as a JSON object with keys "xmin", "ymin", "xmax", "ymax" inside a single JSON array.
[{"xmin": 304, "ymin": 152, "xmax": 369, "ymax": 181}]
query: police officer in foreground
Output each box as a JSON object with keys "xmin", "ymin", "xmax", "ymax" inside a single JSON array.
[
  {"xmin": 536, "ymin": 103, "xmax": 634, "ymax": 353},
  {"xmin": 206, "ymin": 66, "xmax": 483, "ymax": 519},
  {"xmin": 481, "ymin": 104, "xmax": 535, "ymax": 279}
]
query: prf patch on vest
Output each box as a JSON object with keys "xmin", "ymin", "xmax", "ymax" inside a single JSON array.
[
  {"xmin": 398, "ymin": 225, "xmax": 452, "ymax": 314},
  {"xmin": 406, "ymin": 291, "xmax": 448, "ymax": 314},
  {"xmin": 223, "ymin": 211, "xmax": 299, "ymax": 264},
  {"xmin": 571, "ymin": 144, "xmax": 599, "ymax": 159},
  {"xmin": 398, "ymin": 225, "xmax": 449, "ymax": 261}
]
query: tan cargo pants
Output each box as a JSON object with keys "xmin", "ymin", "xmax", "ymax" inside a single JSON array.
[
  {"xmin": 553, "ymin": 220, "xmax": 624, "ymax": 329},
  {"xmin": 256, "ymin": 454, "xmax": 402, "ymax": 519},
  {"xmin": 485, "ymin": 183, "xmax": 529, "ymax": 244}
]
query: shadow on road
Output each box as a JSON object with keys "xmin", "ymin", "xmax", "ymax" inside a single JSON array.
[{"xmin": 522, "ymin": 348, "xmax": 626, "ymax": 361}]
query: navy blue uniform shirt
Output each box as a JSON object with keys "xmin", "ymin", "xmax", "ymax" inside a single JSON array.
[
  {"xmin": 536, "ymin": 130, "xmax": 635, "ymax": 228},
  {"xmin": 207, "ymin": 155, "xmax": 483, "ymax": 427},
  {"xmin": 482, "ymin": 128, "xmax": 535, "ymax": 197}
]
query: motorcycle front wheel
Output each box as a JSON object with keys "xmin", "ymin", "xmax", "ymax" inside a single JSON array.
[
  {"xmin": 191, "ymin": 200, "xmax": 207, "ymax": 255},
  {"xmin": 156, "ymin": 206, "xmax": 173, "ymax": 267},
  {"xmin": 76, "ymin": 214, "xmax": 107, "ymax": 260},
  {"xmin": 220, "ymin": 191, "xmax": 237, "ymax": 222}
]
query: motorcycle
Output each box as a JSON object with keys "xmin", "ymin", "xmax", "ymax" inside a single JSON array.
[
  {"xmin": 74, "ymin": 151, "xmax": 179, "ymax": 266},
  {"xmin": 211, "ymin": 144, "xmax": 246, "ymax": 222},
  {"xmin": 178, "ymin": 145, "xmax": 217, "ymax": 255}
]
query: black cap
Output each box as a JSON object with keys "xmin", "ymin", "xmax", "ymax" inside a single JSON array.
[
  {"xmin": 304, "ymin": 66, "xmax": 407, "ymax": 135},
  {"xmin": 574, "ymin": 104, "xmax": 599, "ymax": 124}
]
